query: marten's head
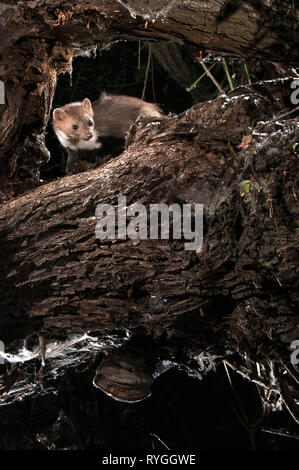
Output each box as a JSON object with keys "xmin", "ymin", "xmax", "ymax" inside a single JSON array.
[{"xmin": 53, "ymin": 98, "xmax": 97, "ymax": 150}]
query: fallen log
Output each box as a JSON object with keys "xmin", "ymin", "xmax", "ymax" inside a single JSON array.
[{"xmin": 0, "ymin": 80, "xmax": 298, "ymax": 422}]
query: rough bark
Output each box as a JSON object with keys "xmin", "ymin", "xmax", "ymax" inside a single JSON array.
[
  {"xmin": 151, "ymin": 41, "xmax": 205, "ymax": 103},
  {"xmin": 0, "ymin": 0, "xmax": 299, "ymax": 199},
  {"xmin": 0, "ymin": 0, "xmax": 298, "ymax": 431},
  {"xmin": 0, "ymin": 79, "xmax": 298, "ymax": 421}
]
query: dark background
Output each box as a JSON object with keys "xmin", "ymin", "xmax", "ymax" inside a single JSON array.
[{"xmin": 0, "ymin": 360, "xmax": 297, "ymax": 450}]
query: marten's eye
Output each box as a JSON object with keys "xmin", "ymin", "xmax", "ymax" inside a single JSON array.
[
  {"xmin": 88, "ymin": 120, "xmax": 93, "ymax": 126},
  {"xmin": 72, "ymin": 124, "xmax": 78, "ymax": 130}
]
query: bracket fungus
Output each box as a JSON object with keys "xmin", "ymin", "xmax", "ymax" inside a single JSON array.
[{"xmin": 93, "ymin": 347, "xmax": 154, "ymax": 403}]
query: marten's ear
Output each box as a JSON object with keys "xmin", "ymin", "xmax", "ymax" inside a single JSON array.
[
  {"xmin": 53, "ymin": 108, "xmax": 66, "ymax": 122},
  {"xmin": 82, "ymin": 98, "xmax": 93, "ymax": 115}
]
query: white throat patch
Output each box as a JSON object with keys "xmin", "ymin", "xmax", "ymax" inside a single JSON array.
[
  {"xmin": 74, "ymin": 132, "xmax": 102, "ymax": 150},
  {"xmin": 55, "ymin": 129, "xmax": 71, "ymax": 148},
  {"xmin": 55, "ymin": 129, "xmax": 102, "ymax": 151}
]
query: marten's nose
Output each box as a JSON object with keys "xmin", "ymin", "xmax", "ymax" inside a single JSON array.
[{"xmin": 85, "ymin": 133, "xmax": 93, "ymax": 140}]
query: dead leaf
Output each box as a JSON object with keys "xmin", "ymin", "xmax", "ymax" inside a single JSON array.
[{"xmin": 237, "ymin": 135, "xmax": 252, "ymax": 149}]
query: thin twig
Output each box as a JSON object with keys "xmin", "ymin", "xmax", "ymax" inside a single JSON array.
[
  {"xmin": 261, "ymin": 428, "xmax": 299, "ymax": 440},
  {"xmin": 233, "ymin": 200, "xmax": 243, "ymax": 225},
  {"xmin": 282, "ymin": 361, "xmax": 299, "ymax": 385},
  {"xmin": 243, "ymin": 60, "xmax": 252, "ymax": 85},
  {"xmin": 149, "ymin": 433, "xmax": 170, "ymax": 450},
  {"xmin": 141, "ymin": 42, "xmax": 152, "ymax": 100},
  {"xmin": 151, "ymin": 52, "xmax": 156, "ymax": 103},
  {"xmin": 273, "ymin": 106, "xmax": 299, "ymax": 122},
  {"xmin": 199, "ymin": 59, "xmax": 224, "ymax": 94},
  {"xmin": 138, "ymin": 40, "xmax": 141, "ymax": 70},
  {"xmin": 272, "ymin": 362, "xmax": 299, "ymax": 425},
  {"xmin": 222, "ymin": 57, "xmax": 234, "ymax": 91},
  {"xmin": 186, "ymin": 63, "xmax": 216, "ymax": 92},
  {"xmin": 223, "ymin": 361, "xmax": 248, "ymax": 423}
]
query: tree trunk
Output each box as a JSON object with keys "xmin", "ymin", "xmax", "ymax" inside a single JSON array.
[
  {"xmin": 0, "ymin": 79, "xmax": 298, "ymax": 421},
  {"xmin": 0, "ymin": 0, "xmax": 298, "ymax": 432}
]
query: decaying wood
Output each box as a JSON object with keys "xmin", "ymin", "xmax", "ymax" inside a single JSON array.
[
  {"xmin": 0, "ymin": 0, "xmax": 298, "ymax": 429},
  {"xmin": 0, "ymin": 0, "xmax": 299, "ymax": 199},
  {"xmin": 0, "ymin": 79, "xmax": 298, "ymax": 419}
]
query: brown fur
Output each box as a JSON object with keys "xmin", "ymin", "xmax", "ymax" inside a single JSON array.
[
  {"xmin": 52, "ymin": 98, "xmax": 97, "ymax": 151},
  {"xmin": 52, "ymin": 93, "xmax": 163, "ymax": 149},
  {"xmin": 52, "ymin": 93, "xmax": 163, "ymax": 174},
  {"xmin": 92, "ymin": 92, "xmax": 163, "ymax": 139}
]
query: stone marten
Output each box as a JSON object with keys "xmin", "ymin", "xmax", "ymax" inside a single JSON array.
[{"xmin": 52, "ymin": 92, "xmax": 163, "ymax": 174}]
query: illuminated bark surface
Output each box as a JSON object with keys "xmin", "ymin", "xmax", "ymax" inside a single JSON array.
[{"xmin": 0, "ymin": 0, "xmax": 299, "ymax": 199}]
